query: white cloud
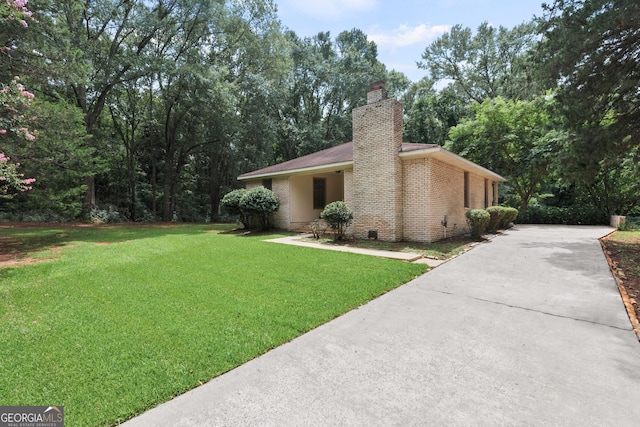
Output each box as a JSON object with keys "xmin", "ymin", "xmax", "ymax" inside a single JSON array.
[
  {"xmin": 369, "ymin": 23, "xmax": 451, "ymax": 52},
  {"xmin": 286, "ymin": 0, "xmax": 378, "ymax": 20}
]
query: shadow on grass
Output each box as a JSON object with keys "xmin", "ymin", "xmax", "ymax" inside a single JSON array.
[
  {"xmin": 0, "ymin": 222, "xmax": 236, "ymax": 264},
  {"xmin": 220, "ymin": 227, "xmax": 295, "ymax": 238}
]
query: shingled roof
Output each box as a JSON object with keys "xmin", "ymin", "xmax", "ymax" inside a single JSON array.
[{"xmin": 238, "ymin": 142, "xmax": 440, "ymax": 180}]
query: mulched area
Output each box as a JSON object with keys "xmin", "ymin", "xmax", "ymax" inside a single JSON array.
[{"xmin": 600, "ymin": 232, "xmax": 640, "ymax": 333}]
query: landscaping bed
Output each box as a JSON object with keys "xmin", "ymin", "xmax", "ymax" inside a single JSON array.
[
  {"xmin": 304, "ymin": 234, "xmax": 479, "ymax": 260},
  {"xmin": 600, "ymin": 231, "xmax": 640, "ymax": 332}
]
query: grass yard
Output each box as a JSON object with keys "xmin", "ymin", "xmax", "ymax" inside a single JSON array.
[{"xmin": 0, "ymin": 223, "xmax": 427, "ymax": 426}]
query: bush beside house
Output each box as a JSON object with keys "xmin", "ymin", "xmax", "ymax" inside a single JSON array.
[
  {"xmin": 221, "ymin": 187, "xmax": 280, "ymax": 230},
  {"xmin": 485, "ymin": 206, "xmax": 519, "ymax": 233},
  {"xmin": 320, "ymin": 201, "xmax": 354, "ymax": 241},
  {"xmin": 500, "ymin": 207, "xmax": 519, "ymax": 229},
  {"xmin": 467, "ymin": 206, "xmax": 519, "ymax": 239},
  {"xmin": 465, "ymin": 209, "xmax": 491, "ymax": 239}
]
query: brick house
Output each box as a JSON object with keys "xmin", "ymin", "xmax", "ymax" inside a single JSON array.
[{"xmin": 238, "ymin": 82, "xmax": 505, "ymax": 242}]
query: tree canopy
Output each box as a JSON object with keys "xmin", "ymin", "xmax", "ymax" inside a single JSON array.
[{"xmin": 1, "ymin": 0, "xmax": 637, "ymax": 223}]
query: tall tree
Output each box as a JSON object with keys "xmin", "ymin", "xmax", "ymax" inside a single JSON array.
[
  {"xmin": 8, "ymin": 99, "xmax": 95, "ymax": 218},
  {"xmin": 403, "ymin": 84, "xmax": 468, "ymax": 145},
  {"xmin": 108, "ymin": 79, "xmax": 145, "ymax": 220},
  {"xmin": 419, "ymin": 21, "xmax": 539, "ymax": 103},
  {"xmin": 273, "ymin": 29, "xmax": 387, "ymax": 163},
  {"xmin": 448, "ymin": 95, "xmax": 563, "ymax": 217},
  {"xmin": 28, "ymin": 0, "xmax": 175, "ymax": 208},
  {"xmin": 0, "ymin": 1, "xmax": 37, "ymax": 201},
  {"xmin": 143, "ymin": 0, "xmax": 284, "ymax": 221},
  {"xmin": 540, "ymin": 0, "xmax": 640, "ymax": 178}
]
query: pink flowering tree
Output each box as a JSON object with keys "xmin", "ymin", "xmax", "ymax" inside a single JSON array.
[
  {"xmin": 1, "ymin": 0, "xmax": 36, "ymax": 197},
  {"xmin": 1, "ymin": 0, "xmax": 34, "ymax": 28},
  {"xmin": 0, "ymin": 152, "xmax": 35, "ymax": 198}
]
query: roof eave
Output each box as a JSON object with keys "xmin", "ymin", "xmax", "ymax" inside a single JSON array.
[
  {"xmin": 399, "ymin": 146, "xmax": 506, "ymax": 182},
  {"xmin": 238, "ymin": 161, "xmax": 354, "ymax": 181}
]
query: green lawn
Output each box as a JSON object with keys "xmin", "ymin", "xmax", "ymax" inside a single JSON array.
[{"xmin": 0, "ymin": 224, "xmax": 427, "ymax": 426}]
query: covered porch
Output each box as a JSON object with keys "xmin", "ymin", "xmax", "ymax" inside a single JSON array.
[{"xmin": 287, "ymin": 169, "xmax": 349, "ymax": 231}]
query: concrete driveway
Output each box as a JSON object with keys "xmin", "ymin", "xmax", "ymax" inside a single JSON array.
[{"xmin": 124, "ymin": 225, "xmax": 640, "ymax": 426}]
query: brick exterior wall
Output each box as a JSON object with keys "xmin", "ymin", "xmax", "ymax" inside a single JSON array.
[
  {"xmin": 401, "ymin": 157, "xmax": 498, "ymax": 242},
  {"xmin": 402, "ymin": 158, "xmax": 468, "ymax": 242},
  {"xmin": 352, "ymin": 94, "xmax": 404, "ymax": 241},
  {"xmin": 424, "ymin": 158, "xmax": 468, "ymax": 240},
  {"xmin": 468, "ymin": 172, "xmax": 486, "ymax": 211},
  {"xmin": 402, "ymin": 158, "xmax": 430, "ymax": 242}
]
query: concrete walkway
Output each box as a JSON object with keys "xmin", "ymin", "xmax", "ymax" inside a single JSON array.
[
  {"xmin": 265, "ymin": 234, "xmax": 446, "ymax": 266},
  {"xmin": 123, "ymin": 225, "xmax": 640, "ymax": 426}
]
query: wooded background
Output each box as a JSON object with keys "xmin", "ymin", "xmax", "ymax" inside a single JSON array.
[{"xmin": 1, "ymin": 0, "xmax": 638, "ymax": 223}]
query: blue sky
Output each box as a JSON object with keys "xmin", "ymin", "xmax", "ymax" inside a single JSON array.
[{"xmin": 275, "ymin": 0, "xmax": 546, "ymax": 82}]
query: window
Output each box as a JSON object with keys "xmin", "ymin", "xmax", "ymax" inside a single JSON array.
[
  {"xmin": 492, "ymin": 182, "xmax": 497, "ymax": 205},
  {"xmin": 484, "ymin": 179, "xmax": 489, "ymax": 208},
  {"xmin": 262, "ymin": 179, "xmax": 272, "ymax": 190},
  {"xmin": 464, "ymin": 172, "xmax": 470, "ymax": 208},
  {"xmin": 313, "ymin": 178, "xmax": 326, "ymax": 210}
]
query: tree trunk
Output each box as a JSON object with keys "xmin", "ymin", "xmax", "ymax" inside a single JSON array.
[
  {"xmin": 209, "ymin": 146, "xmax": 223, "ymax": 221},
  {"xmin": 128, "ymin": 157, "xmax": 136, "ymax": 220},
  {"xmin": 162, "ymin": 159, "xmax": 174, "ymax": 221},
  {"xmin": 151, "ymin": 157, "xmax": 157, "ymax": 218},
  {"xmin": 84, "ymin": 176, "xmax": 96, "ymax": 208}
]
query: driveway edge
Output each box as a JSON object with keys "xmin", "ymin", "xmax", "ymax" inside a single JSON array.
[{"xmin": 600, "ymin": 232, "xmax": 640, "ymax": 342}]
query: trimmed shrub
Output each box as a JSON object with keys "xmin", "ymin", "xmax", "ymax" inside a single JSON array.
[
  {"xmin": 485, "ymin": 205, "xmax": 518, "ymax": 231},
  {"xmin": 465, "ymin": 209, "xmax": 490, "ymax": 239},
  {"xmin": 500, "ymin": 207, "xmax": 519, "ymax": 229},
  {"xmin": 320, "ymin": 201, "xmax": 353, "ymax": 241},
  {"xmin": 239, "ymin": 187, "xmax": 280, "ymax": 230},
  {"xmin": 522, "ymin": 204, "xmax": 607, "ymax": 225},
  {"xmin": 485, "ymin": 206, "xmax": 506, "ymax": 233},
  {"xmin": 221, "ymin": 189, "xmax": 251, "ymax": 228}
]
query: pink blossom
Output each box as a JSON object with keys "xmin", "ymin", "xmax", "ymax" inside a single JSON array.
[
  {"xmin": 25, "ymin": 132, "xmax": 35, "ymax": 140},
  {"xmin": 24, "ymin": 178, "xmax": 36, "ymax": 184},
  {"xmin": 20, "ymin": 19, "xmax": 27, "ymax": 27},
  {"xmin": 0, "ymin": 129, "xmax": 6, "ymax": 134}
]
